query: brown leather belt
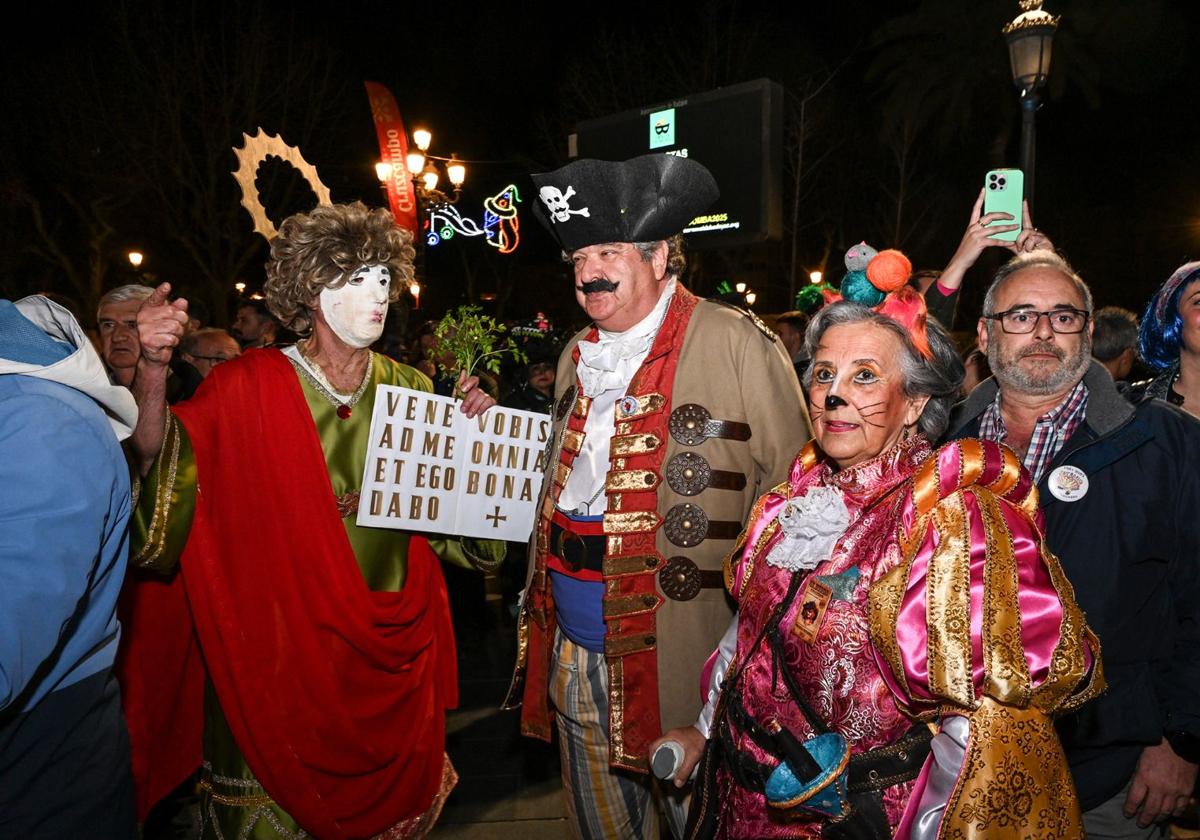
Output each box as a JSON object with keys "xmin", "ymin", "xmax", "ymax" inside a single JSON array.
[
  {"xmin": 669, "ymin": 404, "xmax": 751, "ymax": 446},
  {"xmin": 549, "ymin": 520, "xmax": 605, "ymax": 573},
  {"xmin": 665, "ymin": 452, "xmax": 746, "ymax": 496},
  {"xmin": 663, "ymin": 503, "xmax": 742, "ymax": 547}
]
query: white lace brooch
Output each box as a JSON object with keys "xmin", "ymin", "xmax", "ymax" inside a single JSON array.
[{"xmin": 765, "ymin": 486, "xmax": 851, "ymax": 572}]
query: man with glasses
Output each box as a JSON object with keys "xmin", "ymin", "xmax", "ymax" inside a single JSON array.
[
  {"xmin": 949, "ymin": 250, "xmax": 1200, "ymax": 838},
  {"xmin": 178, "ymin": 327, "xmax": 241, "ymax": 380}
]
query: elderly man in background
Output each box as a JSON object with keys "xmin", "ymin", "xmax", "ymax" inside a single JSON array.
[
  {"xmin": 949, "ymin": 249, "xmax": 1200, "ymax": 838},
  {"xmin": 97, "ymin": 284, "xmax": 155, "ymax": 387},
  {"xmin": 97, "ymin": 283, "xmax": 200, "ymax": 402},
  {"xmin": 507, "ymin": 155, "xmax": 810, "ymax": 839},
  {"xmin": 1, "ymin": 295, "xmax": 139, "ymax": 839},
  {"xmin": 178, "ymin": 327, "xmax": 241, "ymax": 379}
]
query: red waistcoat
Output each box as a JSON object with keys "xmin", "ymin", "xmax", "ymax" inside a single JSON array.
[{"xmin": 515, "ymin": 288, "xmax": 699, "ymax": 771}]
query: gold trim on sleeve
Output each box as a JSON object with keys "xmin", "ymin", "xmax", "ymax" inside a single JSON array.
[
  {"xmin": 606, "ymin": 469, "xmax": 660, "ymax": 492},
  {"xmin": 925, "ymin": 493, "xmax": 976, "ymax": 707},
  {"xmin": 611, "ymin": 433, "xmax": 662, "ymax": 457},
  {"xmin": 978, "ymin": 490, "xmax": 1034, "ymax": 707},
  {"xmin": 603, "ymin": 510, "xmax": 662, "ymax": 535},
  {"xmin": 132, "ymin": 414, "xmax": 184, "ymax": 569}
]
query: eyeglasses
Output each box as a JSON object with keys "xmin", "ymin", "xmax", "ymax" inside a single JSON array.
[{"xmin": 983, "ymin": 307, "xmax": 1091, "ymax": 334}]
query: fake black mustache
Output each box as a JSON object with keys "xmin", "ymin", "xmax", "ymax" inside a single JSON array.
[{"xmin": 579, "ymin": 278, "xmax": 619, "ymax": 294}]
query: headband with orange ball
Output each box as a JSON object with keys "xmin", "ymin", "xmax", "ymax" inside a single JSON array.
[{"xmin": 824, "ymin": 242, "xmax": 932, "ymax": 359}]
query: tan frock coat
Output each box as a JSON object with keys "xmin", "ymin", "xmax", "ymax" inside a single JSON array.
[{"xmin": 508, "ymin": 286, "xmax": 812, "ymax": 769}]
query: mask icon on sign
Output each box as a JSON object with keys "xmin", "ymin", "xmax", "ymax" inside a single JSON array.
[{"xmin": 648, "ymin": 107, "xmax": 676, "ymax": 149}]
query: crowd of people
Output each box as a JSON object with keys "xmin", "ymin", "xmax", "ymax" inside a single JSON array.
[{"xmin": 2, "ymin": 152, "xmax": 1198, "ymax": 840}]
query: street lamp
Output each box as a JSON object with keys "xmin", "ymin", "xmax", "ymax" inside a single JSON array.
[
  {"xmin": 446, "ymin": 155, "xmax": 466, "ymax": 189},
  {"xmin": 127, "ymin": 250, "xmax": 144, "ymax": 268},
  {"xmin": 395, "ymin": 127, "xmax": 466, "ymax": 206},
  {"xmin": 1003, "ymin": 0, "xmax": 1059, "ymax": 210},
  {"xmin": 809, "ymin": 270, "xmax": 823, "ymax": 284},
  {"xmin": 375, "ymin": 127, "xmax": 467, "ymax": 308}
]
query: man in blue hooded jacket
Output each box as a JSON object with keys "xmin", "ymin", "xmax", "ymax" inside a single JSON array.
[{"xmin": 0, "ymin": 295, "xmax": 139, "ymax": 839}]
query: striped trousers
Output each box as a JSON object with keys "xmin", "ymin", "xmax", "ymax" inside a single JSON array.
[{"xmin": 550, "ymin": 633, "xmax": 689, "ymax": 840}]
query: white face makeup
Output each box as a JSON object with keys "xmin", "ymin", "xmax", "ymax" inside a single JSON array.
[{"xmin": 319, "ymin": 264, "xmax": 391, "ymax": 348}]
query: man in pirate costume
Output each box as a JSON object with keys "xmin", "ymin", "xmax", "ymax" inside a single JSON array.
[
  {"xmin": 506, "ymin": 154, "xmax": 810, "ymax": 838},
  {"xmin": 120, "ymin": 202, "xmax": 502, "ymax": 840}
]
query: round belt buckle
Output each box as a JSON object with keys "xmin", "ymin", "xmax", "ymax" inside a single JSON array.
[
  {"xmin": 666, "ymin": 451, "xmax": 712, "ymax": 496},
  {"xmin": 557, "ymin": 529, "xmax": 586, "ymax": 572},
  {"xmin": 659, "ymin": 556, "xmax": 703, "ymax": 601},
  {"xmin": 664, "ymin": 503, "xmax": 709, "ymax": 547},
  {"xmin": 669, "ymin": 404, "xmax": 711, "ymax": 446}
]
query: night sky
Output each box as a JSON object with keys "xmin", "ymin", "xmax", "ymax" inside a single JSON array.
[{"xmin": 3, "ymin": 0, "xmax": 1197, "ymax": 332}]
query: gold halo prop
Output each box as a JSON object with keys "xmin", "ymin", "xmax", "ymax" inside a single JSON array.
[{"xmin": 231, "ymin": 128, "xmax": 332, "ymax": 241}]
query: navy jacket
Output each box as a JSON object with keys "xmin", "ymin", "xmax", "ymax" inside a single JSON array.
[{"xmin": 949, "ymin": 361, "xmax": 1200, "ymax": 810}]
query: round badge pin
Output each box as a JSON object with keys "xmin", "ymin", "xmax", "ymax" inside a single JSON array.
[
  {"xmin": 1048, "ymin": 465, "xmax": 1089, "ymax": 502},
  {"xmin": 619, "ymin": 396, "xmax": 639, "ymax": 416}
]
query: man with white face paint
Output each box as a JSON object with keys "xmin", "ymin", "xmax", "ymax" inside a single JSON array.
[
  {"xmin": 319, "ymin": 263, "xmax": 392, "ymax": 348},
  {"xmin": 120, "ymin": 203, "xmax": 503, "ymax": 840}
]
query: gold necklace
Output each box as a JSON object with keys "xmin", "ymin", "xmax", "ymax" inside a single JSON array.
[{"xmin": 291, "ymin": 342, "xmax": 373, "ymax": 420}]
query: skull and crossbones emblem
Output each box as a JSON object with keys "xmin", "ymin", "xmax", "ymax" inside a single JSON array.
[{"xmin": 538, "ymin": 185, "xmax": 590, "ymax": 223}]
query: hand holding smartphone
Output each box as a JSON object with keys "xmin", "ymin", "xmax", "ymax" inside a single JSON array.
[{"xmin": 983, "ymin": 169, "xmax": 1024, "ymax": 242}]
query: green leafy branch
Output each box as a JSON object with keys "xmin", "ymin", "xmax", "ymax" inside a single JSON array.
[{"xmin": 431, "ymin": 305, "xmax": 526, "ymax": 386}]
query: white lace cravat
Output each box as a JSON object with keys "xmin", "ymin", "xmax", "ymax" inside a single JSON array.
[
  {"xmin": 575, "ymin": 280, "xmax": 675, "ymax": 398},
  {"xmin": 765, "ymin": 486, "xmax": 851, "ymax": 572},
  {"xmin": 558, "ymin": 281, "xmax": 676, "ymax": 514}
]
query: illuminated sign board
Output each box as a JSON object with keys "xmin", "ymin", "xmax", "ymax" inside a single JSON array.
[{"xmin": 572, "ymin": 78, "xmax": 783, "ymax": 248}]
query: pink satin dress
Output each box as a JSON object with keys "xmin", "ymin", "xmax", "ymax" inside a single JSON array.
[{"xmin": 712, "ymin": 436, "xmax": 1102, "ymax": 839}]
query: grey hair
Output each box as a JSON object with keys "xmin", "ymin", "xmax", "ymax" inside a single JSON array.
[
  {"xmin": 179, "ymin": 327, "xmax": 235, "ymax": 357},
  {"xmin": 561, "ymin": 236, "xmax": 687, "ymax": 280},
  {"xmin": 1091, "ymin": 306, "xmax": 1139, "ymax": 362},
  {"xmin": 97, "ymin": 284, "xmax": 155, "ymax": 320},
  {"xmin": 983, "ymin": 251, "xmax": 1093, "ymax": 320},
  {"xmin": 802, "ymin": 301, "xmax": 964, "ymax": 440},
  {"xmin": 634, "ymin": 234, "xmax": 687, "ymax": 279}
]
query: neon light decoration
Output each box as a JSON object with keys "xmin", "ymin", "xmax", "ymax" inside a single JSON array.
[{"xmin": 425, "ymin": 184, "xmax": 521, "ymax": 254}]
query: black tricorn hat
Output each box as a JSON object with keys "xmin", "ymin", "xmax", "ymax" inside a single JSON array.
[{"xmin": 531, "ymin": 154, "xmax": 719, "ymax": 252}]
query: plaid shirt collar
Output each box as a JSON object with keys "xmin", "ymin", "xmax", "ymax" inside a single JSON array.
[{"xmin": 978, "ymin": 380, "xmax": 1089, "ymax": 484}]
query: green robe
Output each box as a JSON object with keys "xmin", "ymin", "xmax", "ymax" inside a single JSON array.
[{"xmin": 131, "ymin": 352, "xmax": 502, "ymax": 839}]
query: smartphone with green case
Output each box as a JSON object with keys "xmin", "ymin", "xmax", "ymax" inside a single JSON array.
[{"xmin": 983, "ymin": 169, "xmax": 1024, "ymax": 242}]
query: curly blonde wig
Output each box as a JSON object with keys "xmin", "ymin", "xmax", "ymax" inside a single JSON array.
[{"xmin": 265, "ymin": 202, "xmax": 415, "ymax": 335}]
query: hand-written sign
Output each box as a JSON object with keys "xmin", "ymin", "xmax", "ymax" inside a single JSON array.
[{"xmin": 356, "ymin": 386, "xmax": 550, "ymax": 541}]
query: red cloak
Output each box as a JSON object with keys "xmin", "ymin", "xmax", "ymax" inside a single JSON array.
[{"xmin": 118, "ymin": 349, "xmax": 457, "ymax": 839}]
